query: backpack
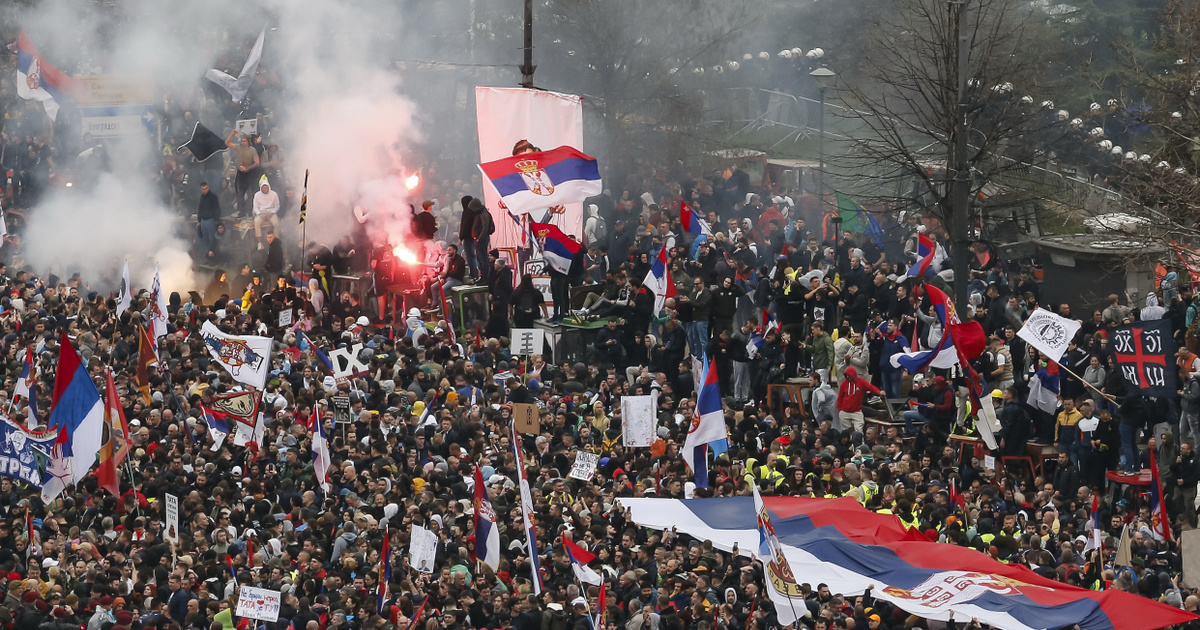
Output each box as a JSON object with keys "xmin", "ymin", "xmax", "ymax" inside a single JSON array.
[
  {"xmin": 971, "ymin": 350, "xmax": 997, "ymax": 378},
  {"xmin": 473, "ymin": 207, "xmax": 495, "ymax": 238},
  {"xmin": 591, "ymin": 215, "xmax": 607, "ymax": 242}
]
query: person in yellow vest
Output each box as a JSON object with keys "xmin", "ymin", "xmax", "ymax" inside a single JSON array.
[{"xmin": 743, "ymin": 456, "xmax": 785, "ymax": 488}]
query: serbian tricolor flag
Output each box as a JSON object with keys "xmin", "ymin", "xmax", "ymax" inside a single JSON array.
[
  {"xmin": 16, "ymin": 31, "xmax": 79, "ymax": 121},
  {"xmin": 906, "ymin": 232, "xmax": 946, "ymax": 278},
  {"xmin": 643, "ymin": 246, "xmax": 676, "ymax": 315},
  {"xmin": 473, "ymin": 465, "xmax": 501, "ymax": 571},
  {"xmin": 478, "ymin": 146, "xmax": 601, "ymax": 216},
  {"xmin": 200, "ymin": 403, "xmax": 231, "ymax": 451},
  {"xmin": 679, "ymin": 200, "xmax": 712, "ymax": 237},
  {"xmin": 624, "ymin": 496, "xmax": 1199, "ymax": 630},
  {"xmin": 13, "ymin": 346, "xmax": 38, "ymax": 430},
  {"xmin": 41, "ymin": 333, "xmax": 104, "ymax": 502},
  {"xmin": 890, "ymin": 285, "xmax": 968, "ymax": 373},
  {"xmin": 562, "ymin": 533, "xmax": 603, "ymax": 586},
  {"xmin": 682, "ymin": 356, "xmax": 728, "ymax": 489},
  {"xmin": 1149, "ymin": 446, "xmax": 1172, "ymax": 541},
  {"xmin": 529, "ymin": 220, "xmax": 582, "ymax": 275}
]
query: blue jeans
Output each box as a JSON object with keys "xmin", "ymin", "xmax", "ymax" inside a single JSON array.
[
  {"xmin": 685, "ymin": 321, "xmax": 709, "ymax": 358},
  {"xmin": 881, "ymin": 370, "xmax": 902, "ymax": 399},
  {"xmin": 431, "ymin": 278, "xmax": 462, "ymax": 304},
  {"xmin": 475, "ymin": 237, "xmax": 491, "ymax": 284},
  {"xmin": 902, "ymin": 410, "xmax": 924, "ymax": 434},
  {"xmin": 461, "ymin": 238, "xmax": 479, "ymax": 277},
  {"xmin": 199, "ymin": 218, "xmax": 216, "ymax": 256},
  {"xmin": 1119, "ymin": 423, "xmax": 1138, "ymax": 472},
  {"xmin": 1060, "ymin": 440, "xmax": 1081, "ymax": 465}
]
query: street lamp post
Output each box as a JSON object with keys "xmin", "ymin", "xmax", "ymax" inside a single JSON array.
[{"xmin": 810, "ymin": 66, "xmax": 836, "ymax": 203}]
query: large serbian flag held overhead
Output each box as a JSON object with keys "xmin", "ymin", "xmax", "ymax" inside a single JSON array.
[
  {"xmin": 479, "ymin": 146, "xmax": 601, "ymax": 217},
  {"xmin": 622, "ymin": 497, "xmax": 1195, "ymax": 630}
]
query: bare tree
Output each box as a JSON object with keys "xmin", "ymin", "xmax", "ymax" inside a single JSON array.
[
  {"xmin": 1107, "ymin": 0, "xmax": 1200, "ymax": 245},
  {"xmin": 544, "ymin": 0, "xmax": 755, "ymax": 182},
  {"xmin": 832, "ymin": 0, "xmax": 1053, "ymax": 311}
]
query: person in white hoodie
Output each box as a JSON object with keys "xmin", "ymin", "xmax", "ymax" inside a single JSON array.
[{"xmin": 253, "ymin": 175, "xmax": 281, "ymax": 249}]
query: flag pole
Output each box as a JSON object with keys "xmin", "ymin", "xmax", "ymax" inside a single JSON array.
[
  {"xmin": 1052, "ymin": 360, "xmax": 1117, "ymax": 403},
  {"xmin": 298, "ymin": 169, "xmax": 309, "ymax": 286}
]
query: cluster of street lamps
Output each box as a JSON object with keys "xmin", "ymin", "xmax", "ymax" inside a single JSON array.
[{"xmin": 675, "ymin": 47, "xmax": 828, "ymax": 75}]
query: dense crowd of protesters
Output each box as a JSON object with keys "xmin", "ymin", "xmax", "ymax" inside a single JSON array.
[{"xmin": 1, "ymin": 27, "xmax": 1200, "ymax": 630}]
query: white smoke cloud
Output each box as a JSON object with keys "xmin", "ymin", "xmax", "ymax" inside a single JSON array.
[
  {"xmin": 270, "ymin": 0, "xmax": 421, "ymax": 245},
  {"xmin": 18, "ymin": 173, "xmax": 194, "ymax": 292},
  {"xmin": 13, "ymin": 0, "xmax": 423, "ymax": 296}
]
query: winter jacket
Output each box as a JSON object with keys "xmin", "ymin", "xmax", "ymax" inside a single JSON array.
[{"xmin": 810, "ymin": 331, "xmax": 834, "ymax": 371}]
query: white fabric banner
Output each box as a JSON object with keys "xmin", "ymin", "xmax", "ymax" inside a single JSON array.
[
  {"xmin": 200, "ymin": 321, "xmax": 273, "ymax": 390},
  {"xmin": 1017, "ymin": 308, "xmax": 1081, "ymax": 362},
  {"xmin": 475, "ymin": 87, "xmax": 585, "ymax": 248}
]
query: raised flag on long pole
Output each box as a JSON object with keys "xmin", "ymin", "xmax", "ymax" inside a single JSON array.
[
  {"xmin": 1149, "ymin": 445, "xmax": 1172, "ymax": 541},
  {"xmin": 298, "ymin": 169, "xmax": 309, "ymax": 225},
  {"xmin": 511, "ymin": 422, "xmax": 543, "ymax": 594},
  {"xmin": 116, "ymin": 260, "xmax": 132, "ymax": 314},
  {"xmin": 96, "ymin": 368, "xmax": 131, "ymax": 496},
  {"xmin": 311, "ymin": 407, "xmax": 331, "ymax": 492},
  {"xmin": 41, "ymin": 333, "xmax": 104, "ymax": 502},
  {"xmin": 136, "ymin": 322, "xmax": 157, "ymax": 405},
  {"xmin": 148, "ymin": 266, "xmax": 169, "ymax": 341},
  {"xmin": 13, "ymin": 346, "xmax": 38, "ymax": 430}
]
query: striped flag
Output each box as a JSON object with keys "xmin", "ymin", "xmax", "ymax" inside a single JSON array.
[{"xmin": 311, "ymin": 407, "xmax": 331, "ymax": 492}]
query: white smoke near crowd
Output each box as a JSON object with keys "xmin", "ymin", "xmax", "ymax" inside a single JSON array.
[
  {"xmin": 271, "ymin": 0, "xmax": 421, "ymax": 246},
  {"xmin": 12, "ymin": 0, "xmax": 422, "ymax": 295},
  {"xmin": 19, "ymin": 172, "xmax": 195, "ymax": 292}
]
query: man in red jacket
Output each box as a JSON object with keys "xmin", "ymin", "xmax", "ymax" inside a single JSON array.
[{"xmin": 837, "ymin": 366, "xmax": 882, "ymax": 433}]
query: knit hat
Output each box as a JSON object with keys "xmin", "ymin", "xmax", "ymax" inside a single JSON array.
[{"xmin": 115, "ymin": 611, "xmax": 134, "ymax": 625}]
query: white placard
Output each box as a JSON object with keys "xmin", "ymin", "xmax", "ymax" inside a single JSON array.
[
  {"xmin": 569, "ymin": 452, "xmax": 600, "ymax": 482},
  {"xmin": 329, "ymin": 343, "xmax": 370, "ymax": 380},
  {"xmin": 278, "ymin": 309, "xmax": 293, "ymax": 328},
  {"xmin": 236, "ymin": 586, "xmax": 281, "ymax": 622},
  {"xmin": 510, "ymin": 328, "xmax": 545, "ymax": 356},
  {"xmin": 984, "ymin": 455, "xmax": 996, "ymax": 471},
  {"xmin": 236, "ymin": 118, "xmax": 258, "ymax": 136},
  {"xmin": 409, "ymin": 525, "xmax": 438, "ymax": 574},
  {"xmin": 622, "ymin": 395, "xmax": 656, "ymax": 448},
  {"xmin": 164, "ymin": 494, "xmax": 180, "ymax": 544}
]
